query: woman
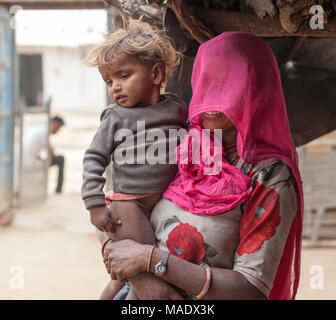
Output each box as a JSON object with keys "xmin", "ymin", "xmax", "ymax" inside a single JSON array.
[{"xmin": 103, "ymin": 32, "xmax": 303, "ymax": 300}]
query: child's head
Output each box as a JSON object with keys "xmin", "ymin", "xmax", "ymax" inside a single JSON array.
[{"xmin": 84, "ymin": 20, "xmax": 181, "ymax": 108}]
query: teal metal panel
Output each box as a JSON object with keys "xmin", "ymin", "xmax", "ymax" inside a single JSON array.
[{"xmin": 0, "ymin": 5, "xmax": 14, "ymax": 213}]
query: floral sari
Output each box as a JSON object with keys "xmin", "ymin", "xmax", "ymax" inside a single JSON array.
[{"xmin": 151, "ymin": 157, "xmax": 297, "ymax": 298}]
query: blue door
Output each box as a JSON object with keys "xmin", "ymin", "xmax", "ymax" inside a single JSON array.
[{"xmin": 0, "ymin": 6, "xmax": 14, "ymax": 214}]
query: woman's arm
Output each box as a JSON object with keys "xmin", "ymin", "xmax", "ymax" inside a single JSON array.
[
  {"xmin": 105, "ymin": 239, "xmax": 265, "ymax": 300},
  {"xmin": 149, "ymin": 246, "xmax": 266, "ymax": 300}
]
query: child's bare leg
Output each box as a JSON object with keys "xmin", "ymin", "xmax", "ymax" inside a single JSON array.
[
  {"xmin": 104, "ymin": 200, "xmax": 157, "ymax": 299},
  {"xmin": 95, "ymin": 197, "xmax": 159, "ymax": 300},
  {"xmin": 106, "ymin": 200, "xmax": 156, "ymax": 244},
  {"xmin": 100, "ymin": 280, "xmax": 125, "ymax": 300},
  {"xmin": 95, "ymin": 200, "xmax": 156, "ymax": 300}
]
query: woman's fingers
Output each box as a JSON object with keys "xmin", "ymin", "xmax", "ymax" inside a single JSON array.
[
  {"xmin": 103, "ymin": 244, "xmax": 112, "ymax": 274},
  {"xmin": 104, "ymin": 242, "xmax": 113, "ymax": 257},
  {"xmin": 107, "ymin": 250, "xmax": 120, "ymax": 279},
  {"xmin": 104, "ymin": 239, "xmax": 148, "ymax": 281},
  {"xmin": 103, "ymin": 255, "xmax": 110, "ymax": 274}
]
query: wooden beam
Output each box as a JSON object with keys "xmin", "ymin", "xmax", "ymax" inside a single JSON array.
[
  {"xmin": 0, "ymin": 1, "xmax": 105, "ymax": 9},
  {"xmin": 166, "ymin": 0, "xmax": 214, "ymax": 44},
  {"xmin": 194, "ymin": 8, "xmax": 336, "ymax": 38}
]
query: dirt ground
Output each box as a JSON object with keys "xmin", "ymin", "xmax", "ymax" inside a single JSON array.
[{"xmin": 0, "ymin": 110, "xmax": 335, "ymax": 300}]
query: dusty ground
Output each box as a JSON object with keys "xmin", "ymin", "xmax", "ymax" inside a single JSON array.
[{"xmin": 0, "ymin": 110, "xmax": 335, "ymax": 300}]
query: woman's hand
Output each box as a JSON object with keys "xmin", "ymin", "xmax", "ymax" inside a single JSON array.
[
  {"xmin": 105, "ymin": 239, "xmax": 150, "ymax": 281},
  {"xmin": 104, "ymin": 240, "xmax": 185, "ymax": 300}
]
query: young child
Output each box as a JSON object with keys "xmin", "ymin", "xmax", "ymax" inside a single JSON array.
[{"xmin": 81, "ymin": 21, "xmax": 188, "ymax": 299}]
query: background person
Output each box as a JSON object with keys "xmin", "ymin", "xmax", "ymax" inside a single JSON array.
[{"xmin": 23, "ymin": 116, "xmax": 65, "ymax": 194}]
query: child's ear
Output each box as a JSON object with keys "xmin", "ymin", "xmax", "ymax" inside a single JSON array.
[{"xmin": 152, "ymin": 63, "xmax": 165, "ymax": 86}]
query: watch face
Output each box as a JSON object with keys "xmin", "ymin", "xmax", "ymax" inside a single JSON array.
[{"xmin": 157, "ymin": 264, "xmax": 166, "ymax": 273}]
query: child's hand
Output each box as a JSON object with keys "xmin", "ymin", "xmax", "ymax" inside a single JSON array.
[{"xmin": 89, "ymin": 206, "xmax": 121, "ymax": 233}]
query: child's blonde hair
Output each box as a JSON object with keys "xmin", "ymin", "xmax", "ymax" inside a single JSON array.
[{"xmin": 84, "ymin": 20, "xmax": 181, "ymax": 86}]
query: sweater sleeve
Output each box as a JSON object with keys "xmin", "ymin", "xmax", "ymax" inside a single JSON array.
[{"xmin": 81, "ymin": 107, "xmax": 120, "ymax": 209}]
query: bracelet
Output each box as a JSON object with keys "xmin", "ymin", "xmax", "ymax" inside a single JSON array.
[
  {"xmin": 147, "ymin": 245, "xmax": 156, "ymax": 273},
  {"xmin": 101, "ymin": 237, "xmax": 112, "ymax": 258},
  {"xmin": 192, "ymin": 263, "xmax": 211, "ymax": 300}
]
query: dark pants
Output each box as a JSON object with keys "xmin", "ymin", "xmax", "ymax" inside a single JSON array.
[{"xmin": 50, "ymin": 155, "xmax": 64, "ymax": 193}]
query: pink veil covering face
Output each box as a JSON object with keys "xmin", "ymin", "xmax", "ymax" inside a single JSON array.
[
  {"xmin": 165, "ymin": 32, "xmax": 303, "ymax": 300},
  {"xmin": 163, "ymin": 126, "xmax": 252, "ymax": 215}
]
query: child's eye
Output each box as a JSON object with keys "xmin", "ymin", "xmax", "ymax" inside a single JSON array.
[
  {"xmin": 121, "ymin": 74, "xmax": 129, "ymax": 79},
  {"xmin": 106, "ymin": 80, "xmax": 113, "ymax": 86}
]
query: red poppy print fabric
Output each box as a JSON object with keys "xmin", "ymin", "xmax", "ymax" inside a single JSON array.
[
  {"xmin": 237, "ymin": 181, "xmax": 281, "ymax": 255},
  {"xmin": 166, "ymin": 223, "xmax": 206, "ymax": 263},
  {"xmin": 233, "ymin": 159, "xmax": 297, "ymax": 298},
  {"xmin": 163, "ymin": 215, "xmax": 218, "ymax": 265}
]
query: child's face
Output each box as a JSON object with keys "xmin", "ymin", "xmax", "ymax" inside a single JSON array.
[{"xmin": 99, "ymin": 54, "xmax": 162, "ymax": 108}]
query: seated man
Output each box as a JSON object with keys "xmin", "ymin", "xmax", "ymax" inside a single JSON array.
[{"xmin": 23, "ymin": 116, "xmax": 65, "ymax": 193}]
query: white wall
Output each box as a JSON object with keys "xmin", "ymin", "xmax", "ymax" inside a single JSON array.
[{"xmin": 18, "ymin": 45, "xmax": 107, "ymax": 111}]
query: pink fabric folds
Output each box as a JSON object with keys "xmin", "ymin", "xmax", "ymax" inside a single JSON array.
[
  {"xmin": 164, "ymin": 32, "xmax": 303, "ymax": 300},
  {"xmin": 163, "ymin": 125, "xmax": 251, "ymax": 215}
]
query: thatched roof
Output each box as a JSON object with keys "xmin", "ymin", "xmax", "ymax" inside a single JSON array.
[
  {"xmin": 104, "ymin": 0, "xmax": 336, "ymax": 41},
  {"xmin": 2, "ymin": 0, "xmax": 336, "ymax": 37}
]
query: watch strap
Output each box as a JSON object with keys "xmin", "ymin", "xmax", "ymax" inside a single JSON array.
[
  {"xmin": 161, "ymin": 251, "xmax": 169, "ymax": 265},
  {"xmin": 155, "ymin": 251, "xmax": 170, "ymax": 276}
]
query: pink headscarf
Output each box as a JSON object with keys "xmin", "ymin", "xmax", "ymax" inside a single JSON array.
[
  {"xmin": 164, "ymin": 32, "xmax": 303, "ymax": 300},
  {"xmin": 163, "ymin": 125, "xmax": 252, "ymax": 214}
]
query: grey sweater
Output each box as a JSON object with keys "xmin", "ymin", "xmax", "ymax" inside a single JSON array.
[{"xmin": 81, "ymin": 93, "xmax": 188, "ymax": 209}]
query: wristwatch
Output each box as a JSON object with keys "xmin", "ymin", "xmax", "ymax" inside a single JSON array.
[{"xmin": 155, "ymin": 251, "xmax": 169, "ymax": 277}]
